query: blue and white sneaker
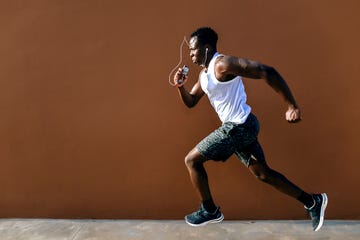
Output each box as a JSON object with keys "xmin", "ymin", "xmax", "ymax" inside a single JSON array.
[
  {"xmin": 306, "ymin": 193, "xmax": 328, "ymax": 231},
  {"xmin": 185, "ymin": 204, "xmax": 224, "ymax": 227}
]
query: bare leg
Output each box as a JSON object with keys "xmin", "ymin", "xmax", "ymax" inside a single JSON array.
[
  {"xmin": 184, "ymin": 148, "xmax": 224, "ymax": 225},
  {"xmin": 184, "ymin": 148, "xmax": 212, "ymax": 201},
  {"xmin": 246, "ymin": 141, "xmax": 312, "ymax": 205},
  {"xmin": 249, "ymin": 159, "xmax": 303, "ymax": 198}
]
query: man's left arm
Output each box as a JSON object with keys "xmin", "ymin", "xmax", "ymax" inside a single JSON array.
[
  {"xmin": 218, "ymin": 56, "xmax": 301, "ymax": 123},
  {"xmin": 259, "ymin": 65, "xmax": 301, "ymax": 123}
]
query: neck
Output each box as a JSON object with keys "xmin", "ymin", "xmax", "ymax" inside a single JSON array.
[{"xmin": 201, "ymin": 51, "xmax": 216, "ymax": 69}]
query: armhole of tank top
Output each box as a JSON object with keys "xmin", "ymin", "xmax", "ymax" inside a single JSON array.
[
  {"xmin": 211, "ymin": 54, "xmax": 239, "ymax": 84},
  {"xmin": 210, "ymin": 54, "xmax": 222, "ymax": 82}
]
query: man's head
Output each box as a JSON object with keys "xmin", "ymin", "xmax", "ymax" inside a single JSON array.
[
  {"xmin": 189, "ymin": 27, "xmax": 218, "ymax": 67},
  {"xmin": 190, "ymin": 27, "xmax": 218, "ymax": 50}
]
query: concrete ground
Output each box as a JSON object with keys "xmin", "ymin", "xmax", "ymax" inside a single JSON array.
[{"xmin": 0, "ymin": 219, "xmax": 359, "ymax": 240}]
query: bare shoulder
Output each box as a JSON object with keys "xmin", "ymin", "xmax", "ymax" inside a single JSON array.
[
  {"xmin": 215, "ymin": 54, "xmax": 236, "ymax": 65},
  {"xmin": 214, "ymin": 55, "xmax": 237, "ymax": 72},
  {"xmin": 214, "ymin": 55, "xmax": 247, "ymax": 74},
  {"xmin": 215, "ymin": 54, "xmax": 267, "ymax": 79},
  {"xmin": 216, "ymin": 55, "xmax": 255, "ymax": 69}
]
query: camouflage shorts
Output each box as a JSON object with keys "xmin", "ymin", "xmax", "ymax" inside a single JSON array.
[{"xmin": 196, "ymin": 113, "xmax": 265, "ymax": 167}]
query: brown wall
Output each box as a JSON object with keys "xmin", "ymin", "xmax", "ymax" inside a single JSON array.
[{"xmin": 0, "ymin": 0, "xmax": 359, "ymax": 219}]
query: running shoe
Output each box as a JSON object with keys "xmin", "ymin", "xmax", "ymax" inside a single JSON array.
[
  {"xmin": 306, "ymin": 193, "xmax": 328, "ymax": 231},
  {"xmin": 185, "ymin": 204, "xmax": 224, "ymax": 227}
]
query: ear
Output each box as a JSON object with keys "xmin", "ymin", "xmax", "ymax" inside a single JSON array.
[{"xmin": 204, "ymin": 44, "xmax": 211, "ymax": 52}]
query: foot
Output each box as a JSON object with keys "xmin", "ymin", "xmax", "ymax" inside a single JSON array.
[
  {"xmin": 185, "ymin": 204, "xmax": 224, "ymax": 227},
  {"xmin": 306, "ymin": 193, "xmax": 328, "ymax": 231}
]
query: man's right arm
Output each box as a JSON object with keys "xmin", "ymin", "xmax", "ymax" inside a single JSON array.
[
  {"xmin": 176, "ymin": 81, "xmax": 205, "ymax": 108},
  {"xmin": 173, "ymin": 68, "xmax": 204, "ymax": 108}
]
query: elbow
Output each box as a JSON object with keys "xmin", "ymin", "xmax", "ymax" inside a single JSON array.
[
  {"xmin": 185, "ymin": 102, "xmax": 196, "ymax": 108},
  {"xmin": 184, "ymin": 95, "xmax": 198, "ymax": 108},
  {"xmin": 262, "ymin": 66, "xmax": 278, "ymax": 79}
]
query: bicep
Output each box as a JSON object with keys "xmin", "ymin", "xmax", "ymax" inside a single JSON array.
[{"xmin": 226, "ymin": 57, "xmax": 268, "ymax": 79}]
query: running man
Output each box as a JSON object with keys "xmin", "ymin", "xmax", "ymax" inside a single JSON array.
[{"xmin": 172, "ymin": 27, "xmax": 327, "ymax": 231}]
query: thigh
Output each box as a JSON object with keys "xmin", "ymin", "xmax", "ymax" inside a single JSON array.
[
  {"xmin": 195, "ymin": 124, "xmax": 236, "ymax": 161},
  {"xmin": 235, "ymin": 140, "xmax": 266, "ymax": 167},
  {"xmin": 230, "ymin": 113, "xmax": 260, "ymax": 147},
  {"xmin": 247, "ymin": 142, "xmax": 270, "ymax": 176}
]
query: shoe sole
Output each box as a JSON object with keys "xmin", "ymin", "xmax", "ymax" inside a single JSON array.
[
  {"xmin": 314, "ymin": 193, "xmax": 328, "ymax": 231},
  {"xmin": 185, "ymin": 213, "xmax": 224, "ymax": 227}
]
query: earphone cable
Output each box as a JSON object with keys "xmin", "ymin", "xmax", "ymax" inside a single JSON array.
[{"xmin": 168, "ymin": 36, "xmax": 190, "ymax": 86}]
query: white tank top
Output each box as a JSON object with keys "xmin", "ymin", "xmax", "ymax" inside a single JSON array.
[{"xmin": 200, "ymin": 52, "xmax": 251, "ymax": 124}]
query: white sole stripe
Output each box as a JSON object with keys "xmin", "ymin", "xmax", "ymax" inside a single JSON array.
[
  {"xmin": 185, "ymin": 213, "xmax": 224, "ymax": 227},
  {"xmin": 314, "ymin": 193, "xmax": 328, "ymax": 231}
]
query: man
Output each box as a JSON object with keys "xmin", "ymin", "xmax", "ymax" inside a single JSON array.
[{"xmin": 173, "ymin": 27, "xmax": 327, "ymax": 231}]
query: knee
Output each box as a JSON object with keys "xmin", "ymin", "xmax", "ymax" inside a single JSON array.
[
  {"xmin": 184, "ymin": 153, "xmax": 196, "ymax": 168},
  {"xmin": 184, "ymin": 150, "xmax": 204, "ymax": 168},
  {"xmin": 253, "ymin": 169, "xmax": 273, "ymax": 183},
  {"xmin": 253, "ymin": 172, "xmax": 267, "ymax": 182}
]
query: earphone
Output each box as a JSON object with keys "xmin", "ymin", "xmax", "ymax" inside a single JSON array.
[{"xmin": 200, "ymin": 48, "xmax": 209, "ymax": 68}]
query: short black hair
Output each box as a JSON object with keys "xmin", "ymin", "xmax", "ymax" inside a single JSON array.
[{"xmin": 190, "ymin": 27, "xmax": 218, "ymax": 49}]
